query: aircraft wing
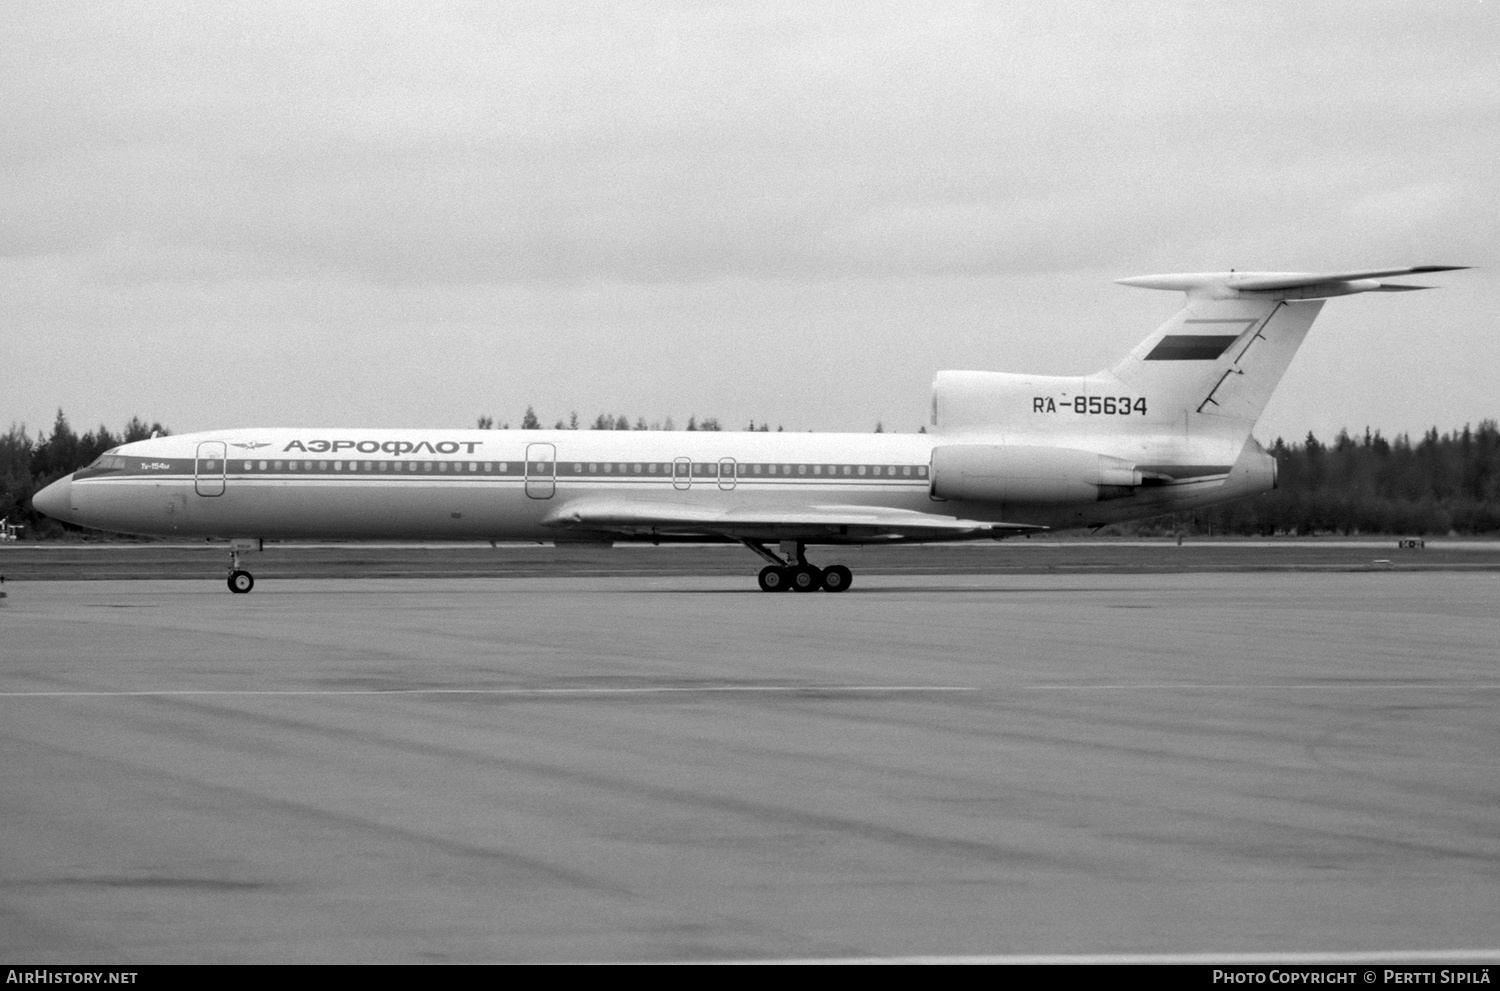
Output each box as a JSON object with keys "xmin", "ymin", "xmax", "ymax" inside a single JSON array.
[{"xmin": 540, "ymin": 498, "xmax": 1043, "ymax": 541}]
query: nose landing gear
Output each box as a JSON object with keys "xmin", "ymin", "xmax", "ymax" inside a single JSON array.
[
  {"xmin": 226, "ymin": 538, "xmax": 262, "ymax": 594},
  {"xmin": 745, "ymin": 541, "xmax": 852, "ymax": 593}
]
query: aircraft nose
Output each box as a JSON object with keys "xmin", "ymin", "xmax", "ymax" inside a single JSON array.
[{"xmin": 32, "ymin": 474, "xmax": 75, "ymax": 522}]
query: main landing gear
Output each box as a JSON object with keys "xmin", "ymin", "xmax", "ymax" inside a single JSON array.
[
  {"xmin": 226, "ymin": 538, "xmax": 262, "ymax": 594},
  {"xmin": 745, "ymin": 541, "xmax": 852, "ymax": 593}
]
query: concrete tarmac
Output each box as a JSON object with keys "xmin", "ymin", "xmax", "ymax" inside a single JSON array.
[{"xmin": 2, "ymin": 573, "xmax": 1497, "ymax": 962}]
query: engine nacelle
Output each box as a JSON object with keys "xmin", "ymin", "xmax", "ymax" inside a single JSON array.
[{"xmin": 930, "ymin": 445, "xmax": 1142, "ymax": 504}]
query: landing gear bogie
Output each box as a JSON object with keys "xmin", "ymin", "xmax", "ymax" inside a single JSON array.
[
  {"xmin": 745, "ymin": 541, "xmax": 853, "ymax": 594},
  {"xmin": 228, "ymin": 569, "xmax": 254, "ymax": 594}
]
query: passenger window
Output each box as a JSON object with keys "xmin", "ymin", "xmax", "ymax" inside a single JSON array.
[
  {"xmin": 918, "ymin": 466, "xmax": 928, "ymax": 477},
  {"xmin": 259, "ymin": 461, "xmax": 268, "ymax": 470},
  {"xmin": 857, "ymin": 465, "xmax": 866, "ymax": 476},
  {"xmin": 902, "ymin": 466, "xmax": 911, "ymax": 476}
]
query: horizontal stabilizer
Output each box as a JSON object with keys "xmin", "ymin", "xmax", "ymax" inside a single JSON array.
[{"xmin": 1117, "ymin": 266, "xmax": 1467, "ymax": 299}]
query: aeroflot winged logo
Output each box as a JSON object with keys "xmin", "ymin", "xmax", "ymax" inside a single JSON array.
[
  {"xmin": 231, "ymin": 441, "xmax": 271, "ymax": 450},
  {"xmin": 283, "ymin": 438, "xmax": 484, "ymax": 455}
]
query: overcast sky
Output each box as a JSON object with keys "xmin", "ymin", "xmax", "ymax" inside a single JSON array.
[{"xmin": 3, "ymin": 1, "xmax": 1495, "ymax": 442}]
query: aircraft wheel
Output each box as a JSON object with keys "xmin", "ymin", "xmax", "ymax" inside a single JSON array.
[
  {"xmin": 228, "ymin": 570, "xmax": 254, "ymax": 594},
  {"xmin": 758, "ymin": 565, "xmax": 791, "ymax": 592},
  {"xmin": 790, "ymin": 565, "xmax": 823, "ymax": 592},
  {"xmin": 821, "ymin": 565, "xmax": 852, "ymax": 592}
]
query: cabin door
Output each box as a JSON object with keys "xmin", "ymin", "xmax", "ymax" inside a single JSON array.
[
  {"xmin": 525, "ymin": 443, "xmax": 556, "ymax": 499},
  {"xmin": 195, "ymin": 441, "xmax": 226, "ymax": 497}
]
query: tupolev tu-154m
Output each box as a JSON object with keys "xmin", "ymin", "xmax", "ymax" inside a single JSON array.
[{"xmin": 32, "ymin": 266, "xmax": 1466, "ymax": 593}]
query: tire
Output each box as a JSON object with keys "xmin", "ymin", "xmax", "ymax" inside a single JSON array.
[
  {"xmin": 757, "ymin": 565, "xmax": 790, "ymax": 592},
  {"xmin": 790, "ymin": 565, "xmax": 822, "ymax": 592},
  {"xmin": 228, "ymin": 570, "xmax": 254, "ymax": 594},
  {"xmin": 821, "ymin": 565, "xmax": 852, "ymax": 592}
]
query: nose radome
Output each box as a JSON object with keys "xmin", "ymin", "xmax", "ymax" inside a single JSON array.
[{"xmin": 32, "ymin": 474, "xmax": 75, "ymax": 522}]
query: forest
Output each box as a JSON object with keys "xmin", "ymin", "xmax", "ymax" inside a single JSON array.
[{"xmin": 3, "ymin": 410, "xmax": 1497, "ymax": 539}]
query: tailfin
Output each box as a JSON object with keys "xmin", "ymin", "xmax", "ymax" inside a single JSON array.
[
  {"xmin": 1110, "ymin": 267, "xmax": 1467, "ymax": 442},
  {"xmin": 931, "ymin": 267, "xmax": 1465, "ymax": 464},
  {"xmin": 1107, "ymin": 292, "xmax": 1323, "ymax": 439}
]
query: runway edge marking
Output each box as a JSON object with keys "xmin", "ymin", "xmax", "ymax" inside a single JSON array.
[
  {"xmin": 704, "ymin": 949, "xmax": 1500, "ymax": 966},
  {"xmin": 0, "ymin": 685, "xmax": 977, "ymax": 698}
]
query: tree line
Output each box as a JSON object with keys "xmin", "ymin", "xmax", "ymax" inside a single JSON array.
[
  {"xmin": 478, "ymin": 408, "xmax": 742, "ymax": 432},
  {"xmin": 4, "ymin": 410, "xmax": 1497, "ymax": 538},
  {"xmin": 1140, "ymin": 421, "xmax": 1500, "ymax": 536},
  {"xmin": 481, "ymin": 408, "xmax": 916, "ymax": 434}
]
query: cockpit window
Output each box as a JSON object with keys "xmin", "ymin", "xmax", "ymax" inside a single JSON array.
[{"xmin": 87, "ymin": 454, "xmax": 128, "ymax": 471}]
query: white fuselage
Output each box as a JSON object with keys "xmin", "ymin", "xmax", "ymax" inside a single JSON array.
[{"xmin": 41, "ymin": 425, "xmax": 1268, "ymax": 544}]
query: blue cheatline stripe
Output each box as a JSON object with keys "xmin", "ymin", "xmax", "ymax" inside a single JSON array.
[{"xmin": 78, "ymin": 458, "xmax": 935, "ymax": 482}]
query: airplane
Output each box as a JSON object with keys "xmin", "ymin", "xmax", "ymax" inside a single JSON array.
[{"xmin": 31, "ymin": 266, "xmax": 1465, "ymax": 593}]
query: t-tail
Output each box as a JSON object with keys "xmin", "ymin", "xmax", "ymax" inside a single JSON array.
[{"xmin": 929, "ymin": 267, "xmax": 1467, "ymax": 524}]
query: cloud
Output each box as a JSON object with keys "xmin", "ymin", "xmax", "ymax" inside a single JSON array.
[{"xmin": 4, "ymin": 1, "xmax": 1495, "ymax": 289}]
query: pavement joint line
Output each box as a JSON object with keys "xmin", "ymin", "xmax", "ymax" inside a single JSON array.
[
  {"xmin": 3, "ymin": 684, "xmax": 1496, "ymax": 697},
  {"xmin": 0, "ymin": 685, "xmax": 978, "ymax": 698},
  {"xmin": 710, "ymin": 949, "xmax": 1500, "ymax": 965},
  {"xmin": 1026, "ymin": 683, "xmax": 1500, "ymax": 690}
]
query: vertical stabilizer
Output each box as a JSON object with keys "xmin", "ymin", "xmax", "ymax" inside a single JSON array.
[
  {"xmin": 931, "ymin": 267, "xmax": 1463, "ymax": 464},
  {"xmin": 1108, "ymin": 295, "xmax": 1324, "ymax": 443}
]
